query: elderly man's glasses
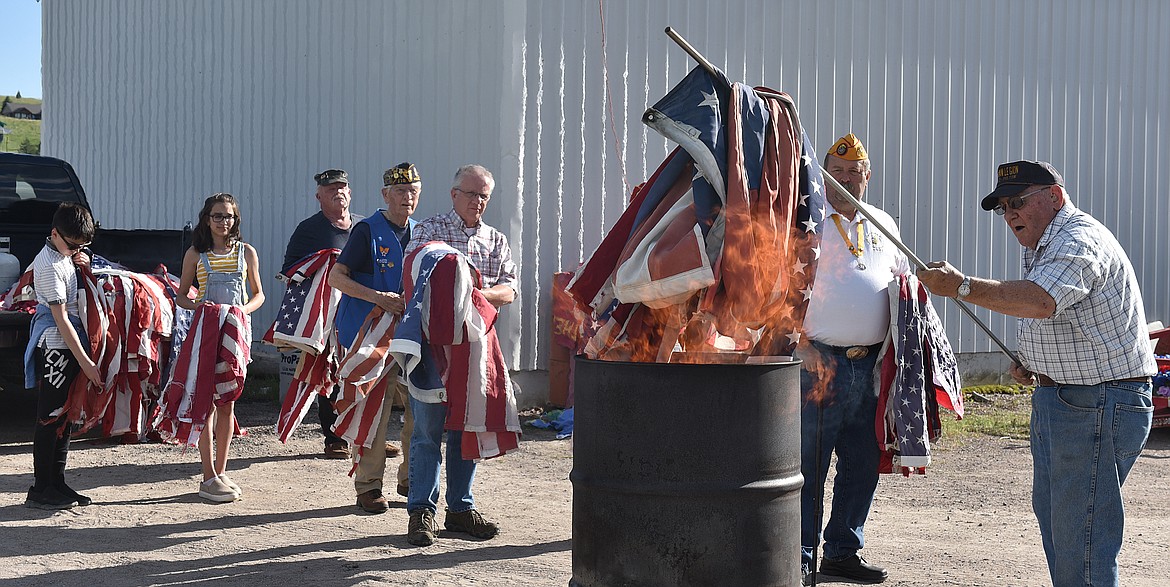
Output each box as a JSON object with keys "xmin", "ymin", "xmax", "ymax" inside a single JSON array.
[
  {"xmin": 210, "ymin": 213, "xmax": 237, "ymax": 223},
  {"xmin": 993, "ymin": 186, "xmax": 1049, "ymax": 216},
  {"xmin": 454, "ymin": 187, "xmax": 490, "ymax": 202}
]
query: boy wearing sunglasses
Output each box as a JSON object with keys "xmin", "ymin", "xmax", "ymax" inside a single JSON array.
[
  {"xmin": 918, "ymin": 160, "xmax": 1156, "ymax": 587},
  {"xmin": 24, "ymin": 202, "xmax": 101, "ymax": 509}
]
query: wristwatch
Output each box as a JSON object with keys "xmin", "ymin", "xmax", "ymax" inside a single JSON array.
[{"xmin": 956, "ymin": 276, "xmax": 972, "ymax": 299}]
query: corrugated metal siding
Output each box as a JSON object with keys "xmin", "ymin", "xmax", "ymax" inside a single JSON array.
[{"xmin": 43, "ymin": 0, "xmax": 1170, "ymax": 371}]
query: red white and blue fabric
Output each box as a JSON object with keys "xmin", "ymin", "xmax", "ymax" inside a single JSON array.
[
  {"xmin": 92, "ymin": 269, "xmax": 174, "ymax": 437},
  {"xmin": 153, "ymin": 303, "xmax": 251, "ymax": 447},
  {"xmin": 51, "ymin": 263, "xmax": 124, "ymax": 434},
  {"xmin": 274, "ymin": 345, "xmax": 340, "ymax": 443},
  {"xmin": 263, "ymin": 249, "xmax": 341, "ymax": 354},
  {"xmin": 331, "ymin": 307, "xmax": 400, "ymax": 471},
  {"xmin": 568, "ymin": 66, "xmax": 824, "ymax": 358},
  {"xmin": 261, "ymin": 249, "xmax": 346, "ymax": 442},
  {"xmin": 876, "ymin": 274, "xmax": 964, "ymax": 475},
  {"xmin": 0, "ymin": 267, "xmax": 36, "ymax": 311},
  {"xmin": 390, "ymin": 242, "xmax": 520, "ymax": 461}
]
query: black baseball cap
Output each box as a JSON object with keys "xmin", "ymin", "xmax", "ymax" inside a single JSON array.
[
  {"xmin": 980, "ymin": 160, "xmax": 1064, "ymax": 211},
  {"xmin": 314, "ymin": 169, "xmax": 349, "ymax": 186}
]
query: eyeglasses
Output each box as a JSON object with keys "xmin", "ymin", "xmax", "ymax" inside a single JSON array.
[
  {"xmin": 992, "ymin": 186, "xmax": 1049, "ymax": 216},
  {"xmin": 61, "ymin": 235, "xmax": 91, "ymax": 251},
  {"xmin": 454, "ymin": 187, "xmax": 491, "ymax": 202},
  {"xmin": 210, "ymin": 213, "xmax": 237, "ymax": 223}
]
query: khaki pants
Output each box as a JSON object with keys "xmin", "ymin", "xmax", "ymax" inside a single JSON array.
[{"xmin": 354, "ymin": 364, "xmax": 413, "ymax": 495}]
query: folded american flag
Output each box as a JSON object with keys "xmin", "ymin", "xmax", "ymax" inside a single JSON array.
[
  {"xmin": 877, "ymin": 274, "xmax": 964, "ymax": 475},
  {"xmin": 390, "ymin": 242, "xmax": 520, "ymax": 461},
  {"xmin": 262, "ymin": 249, "xmax": 344, "ymax": 441},
  {"xmin": 154, "ymin": 303, "xmax": 251, "ymax": 447},
  {"xmin": 263, "ymin": 249, "xmax": 341, "ymax": 354}
]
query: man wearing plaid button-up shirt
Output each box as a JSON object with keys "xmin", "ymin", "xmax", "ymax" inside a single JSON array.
[
  {"xmin": 919, "ymin": 159, "xmax": 1156, "ymax": 587},
  {"xmin": 405, "ymin": 164, "xmax": 517, "ymax": 306},
  {"xmin": 401, "ymin": 163, "xmax": 517, "ymax": 546}
]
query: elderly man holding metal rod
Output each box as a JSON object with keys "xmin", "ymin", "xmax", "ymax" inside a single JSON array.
[
  {"xmin": 798, "ymin": 133, "xmax": 906, "ymax": 586},
  {"xmin": 917, "ymin": 160, "xmax": 1156, "ymax": 587}
]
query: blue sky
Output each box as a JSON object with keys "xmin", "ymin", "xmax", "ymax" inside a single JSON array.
[{"xmin": 0, "ymin": 0, "xmax": 42, "ymax": 98}]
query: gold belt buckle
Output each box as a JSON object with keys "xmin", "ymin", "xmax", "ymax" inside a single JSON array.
[{"xmin": 845, "ymin": 346, "xmax": 869, "ymax": 360}]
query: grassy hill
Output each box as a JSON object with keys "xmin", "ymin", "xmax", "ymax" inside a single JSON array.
[{"xmin": 0, "ymin": 96, "xmax": 42, "ymax": 154}]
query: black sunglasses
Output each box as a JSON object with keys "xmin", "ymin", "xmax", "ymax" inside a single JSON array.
[{"xmin": 993, "ymin": 186, "xmax": 1050, "ymax": 216}]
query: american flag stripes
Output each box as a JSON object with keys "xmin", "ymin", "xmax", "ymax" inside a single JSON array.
[
  {"xmin": 390, "ymin": 242, "xmax": 520, "ymax": 461},
  {"xmin": 50, "ymin": 263, "xmax": 123, "ymax": 434},
  {"xmin": 93, "ymin": 269, "xmax": 175, "ymax": 437},
  {"xmin": 330, "ymin": 306, "xmax": 400, "ymax": 469},
  {"xmin": 264, "ymin": 249, "xmax": 341, "ymax": 354},
  {"xmin": 263, "ymin": 249, "xmax": 345, "ymax": 442},
  {"xmin": 877, "ymin": 274, "xmax": 963, "ymax": 475},
  {"xmin": 274, "ymin": 345, "xmax": 340, "ymax": 443},
  {"xmin": 154, "ymin": 303, "xmax": 251, "ymax": 447},
  {"xmin": 568, "ymin": 66, "xmax": 824, "ymax": 359}
]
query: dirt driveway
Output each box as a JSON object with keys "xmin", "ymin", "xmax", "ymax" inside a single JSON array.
[{"xmin": 1, "ymin": 393, "xmax": 1167, "ymax": 587}]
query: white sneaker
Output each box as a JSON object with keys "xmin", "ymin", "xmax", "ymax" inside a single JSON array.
[
  {"xmin": 199, "ymin": 477, "xmax": 240, "ymax": 503},
  {"xmin": 217, "ymin": 474, "xmax": 243, "ymax": 497}
]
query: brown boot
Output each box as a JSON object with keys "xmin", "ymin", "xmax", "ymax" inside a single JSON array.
[
  {"xmin": 356, "ymin": 488, "xmax": 389, "ymax": 513},
  {"xmin": 444, "ymin": 508, "xmax": 499, "ymax": 539},
  {"xmin": 407, "ymin": 509, "xmax": 439, "ymax": 546},
  {"xmin": 324, "ymin": 442, "xmax": 351, "ymax": 459}
]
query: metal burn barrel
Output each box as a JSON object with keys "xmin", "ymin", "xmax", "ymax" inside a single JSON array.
[{"xmin": 570, "ymin": 355, "xmax": 803, "ymax": 587}]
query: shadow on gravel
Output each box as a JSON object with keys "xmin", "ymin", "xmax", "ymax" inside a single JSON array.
[
  {"xmin": 0, "ymin": 450, "xmax": 353, "ymax": 493},
  {"xmin": 1, "ymin": 526, "xmax": 570, "ymax": 587}
]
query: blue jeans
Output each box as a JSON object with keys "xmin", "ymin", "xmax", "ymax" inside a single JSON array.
[
  {"xmin": 406, "ymin": 395, "xmax": 477, "ymax": 515},
  {"xmin": 799, "ymin": 343, "xmax": 882, "ymax": 569},
  {"xmin": 1031, "ymin": 380, "xmax": 1152, "ymax": 587}
]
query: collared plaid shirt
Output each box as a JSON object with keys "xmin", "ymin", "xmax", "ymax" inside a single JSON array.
[
  {"xmin": 1018, "ymin": 203, "xmax": 1156, "ymax": 384},
  {"xmin": 405, "ymin": 209, "xmax": 518, "ymax": 294}
]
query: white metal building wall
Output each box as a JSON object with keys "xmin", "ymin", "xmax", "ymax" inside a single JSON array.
[{"xmin": 42, "ymin": 0, "xmax": 1170, "ymax": 371}]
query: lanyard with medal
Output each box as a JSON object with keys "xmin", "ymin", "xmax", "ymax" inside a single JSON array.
[{"xmin": 831, "ymin": 213, "xmax": 866, "ymax": 270}]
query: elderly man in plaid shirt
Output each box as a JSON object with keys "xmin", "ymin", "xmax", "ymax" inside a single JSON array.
[
  {"xmin": 401, "ymin": 163, "xmax": 518, "ymax": 546},
  {"xmin": 918, "ymin": 160, "xmax": 1156, "ymax": 587}
]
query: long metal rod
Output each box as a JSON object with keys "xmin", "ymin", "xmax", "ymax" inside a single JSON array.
[
  {"xmin": 663, "ymin": 26, "xmax": 1019, "ymax": 364},
  {"xmin": 819, "ymin": 174, "xmax": 1019, "ymax": 363}
]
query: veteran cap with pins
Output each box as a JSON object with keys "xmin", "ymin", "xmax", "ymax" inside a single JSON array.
[
  {"xmin": 314, "ymin": 169, "xmax": 349, "ymax": 186},
  {"xmin": 384, "ymin": 162, "xmax": 422, "ymax": 186}
]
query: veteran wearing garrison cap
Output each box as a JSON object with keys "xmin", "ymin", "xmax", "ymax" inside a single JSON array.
[
  {"xmin": 798, "ymin": 133, "xmax": 908, "ymax": 585},
  {"xmin": 918, "ymin": 160, "xmax": 1156, "ymax": 587},
  {"xmin": 329, "ymin": 162, "xmax": 422, "ymax": 513},
  {"xmin": 280, "ymin": 169, "xmax": 366, "ymax": 460}
]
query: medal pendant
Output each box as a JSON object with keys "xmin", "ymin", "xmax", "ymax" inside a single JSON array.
[{"xmin": 856, "ymin": 261, "xmax": 866, "ymax": 270}]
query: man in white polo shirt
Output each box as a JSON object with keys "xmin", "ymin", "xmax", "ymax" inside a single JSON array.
[{"xmin": 799, "ymin": 133, "xmax": 907, "ymax": 585}]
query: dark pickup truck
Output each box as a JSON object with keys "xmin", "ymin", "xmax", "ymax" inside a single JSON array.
[{"xmin": 0, "ymin": 153, "xmax": 190, "ymax": 391}]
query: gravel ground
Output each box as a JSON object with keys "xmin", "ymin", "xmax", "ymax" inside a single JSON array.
[{"xmin": 1, "ymin": 392, "xmax": 1167, "ymax": 586}]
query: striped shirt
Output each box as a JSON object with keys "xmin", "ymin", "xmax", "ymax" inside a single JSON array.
[
  {"xmin": 406, "ymin": 209, "xmax": 518, "ymax": 293},
  {"xmin": 31, "ymin": 241, "xmax": 79, "ymax": 349},
  {"xmin": 194, "ymin": 242, "xmax": 249, "ymax": 302},
  {"xmin": 1018, "ymin": 203, "xmax": 1157, "ymax": 384}
]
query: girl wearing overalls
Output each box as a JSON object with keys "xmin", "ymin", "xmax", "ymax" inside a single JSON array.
[{"xmin": 173, "ymin": 193, "xmax": 265, "ymax": 502}]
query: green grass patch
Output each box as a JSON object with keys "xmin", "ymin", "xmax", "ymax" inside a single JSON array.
[
  {"xmin": 940, "ymin": 388, "xmax": 1033, "ymax": 440},
  {"xmin": 0, "ymin": 96, "xmax": 42, "ymax": 153}
]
